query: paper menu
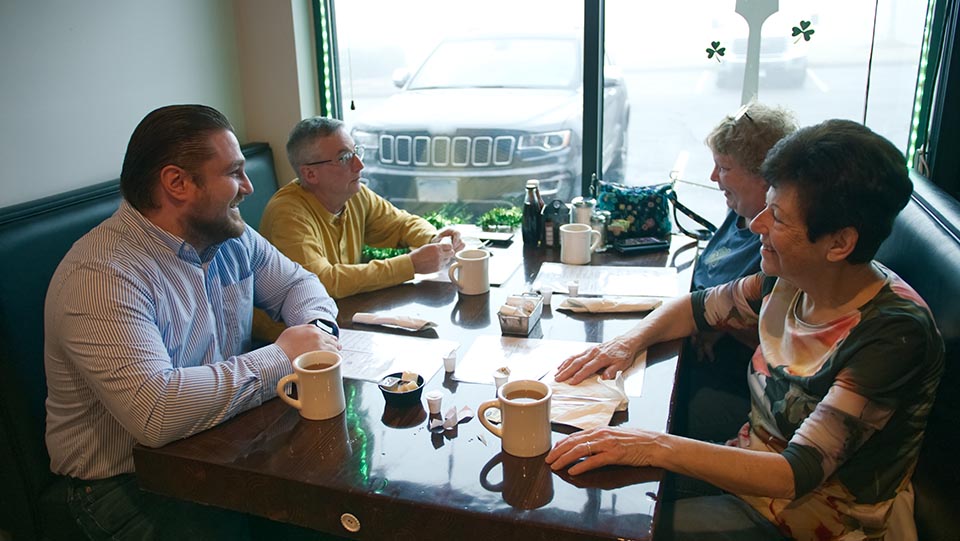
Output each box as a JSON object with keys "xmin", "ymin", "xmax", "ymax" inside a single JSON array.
[
  {"xmin": 338, "ymin": 329, "xmax": 458, "ymax": 383},
  {"xmin": 453, "ymin": 335, "xmax": 596, "ymax": 384},
  {"xmin": 532, "ymin": 262, "xmax": 680, "ymax": 298}
]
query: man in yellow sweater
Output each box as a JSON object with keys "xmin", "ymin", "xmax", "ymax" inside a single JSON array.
[{"xmin": 254, "ymin": 117, "xmax": 464, "ymax": 339}]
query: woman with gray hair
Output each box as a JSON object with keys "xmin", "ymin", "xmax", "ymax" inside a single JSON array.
[
  {"xmin": 680, "ymin": 103, "xmax": 798, "ymax": 444},
  {"xmin": 696, "ymin": 102, "xmax": 798, "ymax": 290}
]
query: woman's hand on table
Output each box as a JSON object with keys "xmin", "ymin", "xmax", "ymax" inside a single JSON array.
[
  {"xmin": 546, "ymin": 426, "xmax": 663, "ymax": 475},
  {"xmin": 554, "ymin": 338, "xmax": 637, "ymax": 384}
]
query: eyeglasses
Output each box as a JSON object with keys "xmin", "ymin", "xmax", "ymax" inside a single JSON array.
[{"xmin": 304, "ymin": 145, "xmax": 365, "ymax": 167}]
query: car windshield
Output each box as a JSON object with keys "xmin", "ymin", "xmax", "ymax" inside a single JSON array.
[{"xmin": 407, "ymin": 37, "xmax": 580, "ymax": 90}]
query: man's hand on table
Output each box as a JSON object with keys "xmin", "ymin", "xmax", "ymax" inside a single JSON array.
[{"xmin": 275, "ymin": 323, "xmax": 341, "ymax": 362}]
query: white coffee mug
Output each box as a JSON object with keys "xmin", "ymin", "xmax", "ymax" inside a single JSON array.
[
  {"xmin": 277, "ymin": 351, "xmax": 346, "ymax": 420},
  {"xmin": 559, "ymin": 223, "xmax": 601, "ymax": 265},
  {"xmin": 478, "ymin": 379, "xmax": 552, "ymax": 457},
  {"xmin": 448, "ymin": 248, "xmax": 490, "ymax": 295}
]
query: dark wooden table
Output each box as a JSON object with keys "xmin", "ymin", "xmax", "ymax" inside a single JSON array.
[{"xmin": 133, "ymin": 235, "xmax": 699, "ymax": 541}]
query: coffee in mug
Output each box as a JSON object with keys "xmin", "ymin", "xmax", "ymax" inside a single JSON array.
[
  {"xmin": 303, "ymin": 362, "xmax": 334, "ymax": 371},
  {"xmin": 559, "ymin": 223, "xmax": 601, "ymax": 265},
  {"xmin": 478, "ymin": 379, "xmax": 552, "ymax": 457},
  {"xmin": 448, "ymin": 248, "xmax": 490, "ymax": 295},
  {"xmin": 276, "ymin": 351, "xmax": 346, "ymax": 421},
  {"xmin": 503, "ymin": 389, "xmax": 544, "ymax": 402}
]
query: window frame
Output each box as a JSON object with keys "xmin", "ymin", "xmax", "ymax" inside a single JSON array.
[{"xmin": 925, "ymin": 0, "xmax": 960, "ymax": 198}]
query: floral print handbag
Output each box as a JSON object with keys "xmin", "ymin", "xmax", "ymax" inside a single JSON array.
[{"xmin": 597, "ymin": 180, "xmax": 716, "ymax": 241}]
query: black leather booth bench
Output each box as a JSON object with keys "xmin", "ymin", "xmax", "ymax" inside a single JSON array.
[
  {"xmin": 874, "ymin": 172, "xmax": 960, "ymax": 541},
  {"xmin": 0, "ymin": 142, "xmax": 278, "ymax": 540}
]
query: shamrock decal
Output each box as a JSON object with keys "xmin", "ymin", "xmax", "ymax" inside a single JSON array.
[
  {"xmin": 792, "ymin": 20, "xmax": 815, "ymax": 42},
  {"xmin": 706, "ymin": 41, "xmax": 726, "ymax": 62}
]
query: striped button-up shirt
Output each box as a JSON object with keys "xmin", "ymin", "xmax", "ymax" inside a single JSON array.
[{"xmin": 44, "ymin": 201, "xmax": 338, "ymax": 479}]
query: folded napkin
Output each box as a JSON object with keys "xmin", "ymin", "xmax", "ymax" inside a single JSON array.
[
  {"xmin": 548, "ymin": 371, "xmax": 629, "ymax": 430},
  {"xmin": 556, "ymin": 296, "xmax": 662, "ymax": 313},
  {"xmin": 352, "ymin": 312, "xmax": 437, "ymax": 332},
  {"xmin": 430, "ymin": 405, "xmax": 474, "ymax": 431}
]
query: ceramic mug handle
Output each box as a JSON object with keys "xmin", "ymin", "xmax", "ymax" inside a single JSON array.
[
  {"xmin": 276, "ymin": 374, "xmax": 302, "ymax": 412},
  {"xmin": 448, "ymin": 261, "xmax": 463, "ymax": 288},
  {"xmin": 477, "ymin": 398, "xmax": 503, "ymax": 439}
]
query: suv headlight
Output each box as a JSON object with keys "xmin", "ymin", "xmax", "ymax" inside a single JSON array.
[
  {"xmin": 351, "ymin": 129, "xmax": 379, "ymax": 151},
  {"xmin": 518, "ymin": 130, "xmax": 572, "ymax": 152}
]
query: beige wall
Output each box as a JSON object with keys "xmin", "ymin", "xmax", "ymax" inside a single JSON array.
[
  {"xmin": 0, "ymin": 0, "xmax": 314, "ymax": 207},
  {"xmin": 235, "ymin": 0, "xmax": 320, "ymax": 185}
]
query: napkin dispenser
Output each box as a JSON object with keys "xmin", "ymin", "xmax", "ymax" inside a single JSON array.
[{"xmin": 498, "ymin": 293, "xmax": 543, "ymax": 336}]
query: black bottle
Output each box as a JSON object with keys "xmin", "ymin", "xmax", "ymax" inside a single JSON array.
[{"xmin": 522, "ymin": 179, "xmax": 544, "ymax": 246}]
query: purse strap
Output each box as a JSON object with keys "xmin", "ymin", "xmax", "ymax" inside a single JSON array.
[{"xmin": 665, "ymin": 187, "xmax": 717, "ymax": 241}]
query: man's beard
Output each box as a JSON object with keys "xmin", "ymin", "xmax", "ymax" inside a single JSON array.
[{"xmin": 185, "ymin": 200, "xmax": 245, "ymax": 249}]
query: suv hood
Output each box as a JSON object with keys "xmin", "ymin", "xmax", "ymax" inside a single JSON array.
[{"xmin": 354, "ymin": 88, "xmax": 580, "ymax": 131}]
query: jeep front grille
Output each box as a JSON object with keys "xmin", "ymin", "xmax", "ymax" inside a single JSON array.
[{"xmin": 378, "ymin": 134, "xmax": 516, "ymax": 167}]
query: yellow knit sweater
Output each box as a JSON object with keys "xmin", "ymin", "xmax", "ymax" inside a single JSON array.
[{"xmin": 253, "ymin": 181, "xmax": 436, "ymax": 340}]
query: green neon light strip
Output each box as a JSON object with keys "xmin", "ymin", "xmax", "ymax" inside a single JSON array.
[
  {"xmin": 318, "ymin": 0, "xmax": 333, "ymax": 117},
  {"xmin": 345, "ymin": 385, "xmax": 370, "ymax": 483},
  {"xmin": 907, "ymin": 0, "xmax": 936, "ymax": 166}
]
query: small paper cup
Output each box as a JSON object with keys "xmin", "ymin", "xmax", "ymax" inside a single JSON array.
[
  {"xmin": 425, "ymin": 390, "xmax": 443, "ymax": 414},
  {"xmin": 540, "ymin": 287, "xmax": 553, "ymax": 306},
  {"xmin": 443, "ymin": 352, "xmax": 457, "ymax": 372}
]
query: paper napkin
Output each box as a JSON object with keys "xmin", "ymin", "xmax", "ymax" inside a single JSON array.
[
  {"xmin": 556, "ymin": 296, "xmax": 662, "ymax": 313},
  {"xmin": 352, "ymin": 312, "xmax": 437, "ymax": 332},
  {"xmin": 430, "ymin": 405, "xmax": 474, "ymax": 431},
  {"xmin": 548, "ymin": 372, "xmax": 629, "ymax": 430}
]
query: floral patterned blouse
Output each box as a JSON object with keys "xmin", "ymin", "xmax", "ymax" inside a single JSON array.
[{"xmin": 691, "ymin": 263, "xmax": 943, "ymax": 540}]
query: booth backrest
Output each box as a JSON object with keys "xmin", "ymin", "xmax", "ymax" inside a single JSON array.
[
  {"xmin": 875, "ymin": 171, "xmax": 960, "ymax": 541},
  {"xmin": 0, "ymin": 142, "xmax": 278, "ymax": 540},
  {"xmin": 237, "ymin": 142, "xmax": 280, "ymax": 230}
]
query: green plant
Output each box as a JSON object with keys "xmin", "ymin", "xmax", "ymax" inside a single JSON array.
[
  {"xmin": 362, "ymin": 246, "xmax": 409, "ymax": 261},
  {"xmin": 423, "ymin": 205, "xmax": 471, "ymax": 229},
  {"xmin": 478, "ymin": 206, "xmax": 522, "ymax": 230}
]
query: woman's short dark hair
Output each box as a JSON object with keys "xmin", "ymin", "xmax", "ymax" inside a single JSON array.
[
  {"xmin": 760, "ymin": 119, "xmax": 913, "ymax": 264},
  {"xmin": 120, "ymin": 105, "xmax": 234, "ymax": 211},
  {"xmin": 286, "ymin": 117, "xmax": 345, "ymax": 173}
]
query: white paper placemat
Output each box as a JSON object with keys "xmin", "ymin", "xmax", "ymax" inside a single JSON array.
[
  {"xmin": 338, "ymin": 329, "xmax": 458, "ymax": 383},
  {"xmin": 533, "ymin": 262, "xmax": 680, "ymax": 298}
]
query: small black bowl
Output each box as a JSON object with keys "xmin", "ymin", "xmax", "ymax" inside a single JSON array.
[{"xmin": 378, "ymin": 372, "xmax": 425, "ymax": 408}]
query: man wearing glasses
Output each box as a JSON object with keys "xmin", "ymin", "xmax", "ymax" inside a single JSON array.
[{"xmin": 255, "ymin": 117, "xmax": 463, "ymax": 339}]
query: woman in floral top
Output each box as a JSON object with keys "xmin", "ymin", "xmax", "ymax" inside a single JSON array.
[{"xmin": 550, "ymin": 119, "xmax": 944, "ymax": 541}]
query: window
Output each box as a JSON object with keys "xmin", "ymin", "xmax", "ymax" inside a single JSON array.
[
  {"xmin": 324, "ymin": 0, "xmax": 934, "ymax": 222},
  {"xmin": 604, "ymin": 0, "xmax": 930, "ymax": 227}
]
